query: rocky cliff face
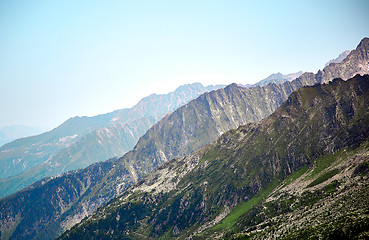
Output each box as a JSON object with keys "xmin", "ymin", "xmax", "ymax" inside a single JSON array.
[
  {"xmin": 59, "ymin": 74, "xmax": 369, "ymax": 240},
  {"xmin": 0, "ymin": 83, "xmax": 222, "ymax": 198},
  {"xmin": 319, "ymin": 37, "xmax": 369, "ymax": 83}
]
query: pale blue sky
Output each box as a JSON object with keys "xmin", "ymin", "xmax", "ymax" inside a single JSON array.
[{"xmin": 1, "ymin": 0, "xmax": 368, "ymax": 130}]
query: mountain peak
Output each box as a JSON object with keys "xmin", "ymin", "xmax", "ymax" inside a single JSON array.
[
  {"xmin": 254, "ymin": 71, "xmax": 303, "ymax": 87},
  {"xmin": 325, "ymin": 50, "xmax": 351, "ymax": 67},
  {"xmin": 319, "ymin": 37, "xmax": 369, "ymax": 84},
  {"xmin": 358, "ymin": 37, "xmax": 369, "ymax": 48}
]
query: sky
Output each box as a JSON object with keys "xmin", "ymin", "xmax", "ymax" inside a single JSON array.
[{"xmin": 1, "ymin": 0, "xmax": 368, "ymax": 131}]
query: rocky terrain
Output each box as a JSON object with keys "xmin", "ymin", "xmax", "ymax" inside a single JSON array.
[
  {"xmin": 227, "ymin": 141, "xmax": 369, "ymax": 239},
  {"xmin": 59, "ymin": 74, "xmax": 369, "ymax": 240}
]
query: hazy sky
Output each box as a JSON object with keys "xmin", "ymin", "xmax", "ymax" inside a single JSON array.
[{"xmin": 1, "ymin": 0, "xmax": 368, "ymax": 130}]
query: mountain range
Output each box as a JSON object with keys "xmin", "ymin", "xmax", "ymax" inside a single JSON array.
[
  {"xmin": 1, "ymin": 39, "xmax": 358, "ymax": 199},
  {"xmin": 0, "ymin": 72, "xmax": 319, "ymax": 240},
  {"xmin": 0, "ymin": 83, "xmax": 223, "ymax": 198},
  {"xmin": 59, "ymin": 74, "xmax": 369, "ymax": 240},
  {"xmin": 0, "ymin": 37, "xmax": 368, "ymax": 240}
]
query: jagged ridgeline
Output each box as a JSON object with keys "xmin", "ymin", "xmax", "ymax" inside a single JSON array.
[
  {"xmin": 1, "ymin": 37, "xmax": 369, "ymax": 240},
  {"xmin": 59, "ymin": 74, "xmax": 369, "ymax": 240}
]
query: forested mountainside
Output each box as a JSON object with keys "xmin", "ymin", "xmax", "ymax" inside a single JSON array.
[{"xmin": 60, "ymin": 74, "xmax": 369, "ymax": 240}]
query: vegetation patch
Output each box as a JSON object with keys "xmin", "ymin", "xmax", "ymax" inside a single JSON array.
[
  {"xmin": 307, "ymin": 168, "xmax": 340, "ymax": 188},
  {"xmin": 281, "ymin": 165, "xmax": 308, "ymax": 188},
  {"xmin": 205, "ymin": 179, "xmax": 281, "ymax": 235},
  {"xmin": 305, "ymin": 149, "xmax": 344, "ymax": 180}
]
